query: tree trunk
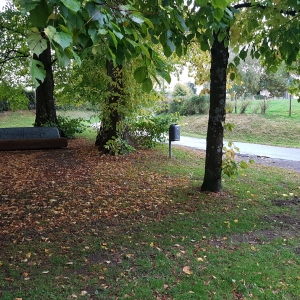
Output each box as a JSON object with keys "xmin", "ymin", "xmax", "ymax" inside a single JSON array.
[
  {"xmin": 34, "ymin": 39, "xmax": 57, "ymax": 127},
  {"xmin": 95, "ymin": 60, "xmax": 124, "ymax": 153},
  {"xmin": 201, "ymin": 34, "xmax": 229, "ymax": 192}
]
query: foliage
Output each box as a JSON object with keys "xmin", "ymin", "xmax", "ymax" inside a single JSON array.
[
  {"xmin": 128, "ymin": 113, "xmax": 179, "ymax": 149},
  {"xmin": 0, "ymin": 3, "xmax": 31, "ymax": 88},
  {"xmin": 42, "ymin": 115, "xmax": 86, "ymax": 139},
  {"xmin": 16, "ymin": 0, "xmax": 189, "ymax": 92},
  {"xmin": 172, "ymin": 83, "xmax": 192, "ymax": 97},
  {"xmin": 260, "ymin": 63, "xmax": 291, "ymax": 97},
  {"xmin": 222, "ymin": 141, "xmax": 250, "ymax": 178},
  {"xmin": 239, "ymin": 100, "xmax": 252, "ymax": 114},
  {"xmin": 104, "ymin": 136, "xmax": 135, "ymax": 156},
  {"xmin": 169, "ymin": 95, "xmax": 209, "ymax": 116},
  {"xmin": 0, "ymin": 82, "xmax": 29, "ymax": 110}
]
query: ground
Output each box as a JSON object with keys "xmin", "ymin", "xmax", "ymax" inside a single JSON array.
[{"xmin": 1, "ymin": 138, "xmax": 300, "ymax": 298}]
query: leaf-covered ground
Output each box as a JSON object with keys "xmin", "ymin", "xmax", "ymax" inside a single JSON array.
[
  {"xmin": 1, "ymin": 138, "xmax": 300, "ymax": 299},
  {"xmin": 0, "ymin": 138, "xmax": 192, "ymax": 246}
]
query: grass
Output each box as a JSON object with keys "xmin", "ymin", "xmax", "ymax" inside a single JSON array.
[
  {"xmin": 0, "ymin": 142, "xmax": 300, "ymax": 299},
  {"xmin": 181, "ymin": 99, "xmax": 300, "ymax": 147},
  {"xmin": 0, "ymin": 106, "xmax": 299, "ymax": 298}
]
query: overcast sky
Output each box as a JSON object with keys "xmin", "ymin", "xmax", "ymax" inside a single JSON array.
[{"xmin": 0, "ymin": 0, "xmax": 7, "ymax": 9}]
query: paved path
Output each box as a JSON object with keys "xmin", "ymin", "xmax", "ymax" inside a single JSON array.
[{"xmin": 172, "ymin": 136, "xmax": 300, "ymax": 161}]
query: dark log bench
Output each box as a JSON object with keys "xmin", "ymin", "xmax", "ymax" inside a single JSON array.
[{"xmin": 0, "ymin": 127, "xmax": 68, "ymax": 151}]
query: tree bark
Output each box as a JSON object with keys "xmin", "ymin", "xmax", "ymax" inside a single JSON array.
[
  {"xmin": 34, "ymin": 39, "xmax": 57, "ymax": 127},
  {"xmin": 201, "ymin": 34, "xmax": 229, "ymax": 192},
  {"xmin": 95, "ymin": 60, "xmax": 124, "ymax": 153}
]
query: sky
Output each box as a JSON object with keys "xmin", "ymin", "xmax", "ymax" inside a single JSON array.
[{"xmin": 0, "ymin": 0, "xmax": 7, "ymax": 10}]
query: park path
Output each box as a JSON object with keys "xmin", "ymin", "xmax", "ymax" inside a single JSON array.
[{"xmin": 172, "ymin": 136, "xmax": 300, "ymax": 161}]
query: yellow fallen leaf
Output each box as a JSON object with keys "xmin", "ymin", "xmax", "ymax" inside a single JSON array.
[
  {"xmin": 234, "ymin": 219, "xmax": 238, "ymax": 223},
  {"xmin": 26, "ymin": 252, "xmax": 31, "ymax": 259},
  {"xmin": 80, "ymin": 291, "xmax": 88, "ymax": 296},
  {"xmin": 197, "ymin": 257, "xmax": 204, "ymax": 262},
  {"xmin": 183, "ymin": 266, "xmax": 193, "ymax": 275}
]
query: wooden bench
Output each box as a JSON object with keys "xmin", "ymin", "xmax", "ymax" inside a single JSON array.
[{"xmin": 0, "ymin": 127, "xmax": 68, "ymax": 151}]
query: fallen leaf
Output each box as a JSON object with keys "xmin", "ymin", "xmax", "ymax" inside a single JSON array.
[{"xmin": 183, "ymin": 266, "xmax": 193, "ymax": 275}]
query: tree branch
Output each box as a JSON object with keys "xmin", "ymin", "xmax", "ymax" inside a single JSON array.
[{"xmin": 233, "ymin": 2, "xmax": 297, "ymax": 16}]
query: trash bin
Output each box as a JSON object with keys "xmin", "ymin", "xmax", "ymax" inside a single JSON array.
[{"xmin": 169, "ymin": 124, "xmax": 180, "ymax": 141}]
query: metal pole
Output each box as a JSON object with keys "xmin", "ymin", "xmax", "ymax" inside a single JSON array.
[{"xmin": 169, "ymin": 140, "xmax": 172, "ymax": 158}]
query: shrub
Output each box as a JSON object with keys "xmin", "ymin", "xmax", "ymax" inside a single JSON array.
[
  {"xmin": 0, "ymin": 99, "xmax": 10, "ymax": 112},
  {"xmin": 254, "ymin": 94, "xmax": 265, "ymax": 100},
  {"xmin": 226, "ymin": 101, "xmax": 234, "ymax": 113},
  {"xmin": 57, "ymin": 115, "xmax": 86, "ymax": 138},
  {"xmin": 239, "ymin": 100, "xmax": 252, "ymax": 114},
  {"xmin": 42, "ymin": 116, "xmax": 86, "ymax": 139},
  {"xmin": 129, "ymin": 113, "xmax": 179, "ymax": 149},
  {"xmin": 169, "ymin": 98, "xmax": 185, "ymax": 114},
  {"xmin": 260, "ymin": 100, "xmax": 269, "ymax": 114},
  {"xmin": 190, "ymin": 95, "xmax": 210, "ymax": 114}
]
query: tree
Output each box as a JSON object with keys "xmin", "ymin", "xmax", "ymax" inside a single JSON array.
[
  {"xmin": 260, "ymin": 63, "xmax": 290, "ymax": 98},
  {"xmin": 184, "ymin": 1, "xmax": 300, "ymax": 192},
  {"xmin": 0, "ymin": 3, "xmax": 31, "ymax": 108},
  {"xmin": 16, "ymin": 0, "xmax": 188, "ymax": 146},
  {"xmin": 172, "ymin": 83, "xmax": 191, "ymax": 97}
]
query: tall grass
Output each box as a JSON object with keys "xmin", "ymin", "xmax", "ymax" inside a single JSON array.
[{"xmin": 182, "ymin": 99, "xmax": 300, "ymax": 148}]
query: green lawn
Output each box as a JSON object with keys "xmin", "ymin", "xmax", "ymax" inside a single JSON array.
[
  {"xmin": 182, "ymin": 99, "xmax": 300, "ymax": 148},
  {"xmin": 0, "ymin": 142, "xmax": 299, "ymax": 299}
]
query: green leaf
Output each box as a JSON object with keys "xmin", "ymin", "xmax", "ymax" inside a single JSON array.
[
  {"xmin": 28, "ymin": 0, "xmax": 49, "ymax": 27},
  {"xmin": 156, "ymin": 69, "xmax": 171, "ymax": 84},
  {"xmin": 44, "ymin": 25, "xmax": 56, "ymax": 40},
  {"xmin": 139, "ymin": 44, "xmax": 151, "ymax": 59},
  {"xmin": 142, "ymin": 78, "xmax": 153, "ymax": 93},
  {"xmin": 29, "ymin": 59, "xmax": 46, "ymax": 88},
  {"xmin": 53, "ymin": 32, "xmax": 72, "ymax": 50},
  {"xmin": 61, "ymin": 0, "xmax": 81, "ymax": 13},
  {"xmin": 27, "ymin": 30, "xmax": 48, "ymax": 56},
  {"xmin": 214, "ymin": 8, "xmax": 224, "ymax": 22},
  {"xmin": 212, "ymin": 0, "xmax": 228, "ymax": 9},
  {"xmin": 240, "ymin": 161, "xmax": 248, "ymax": 169},
  {"xmin": 107, "ymin": 47, "xmax": 116, "ymax": 66},
  {"xmin": 108, "ymin": 30, "xmax": 118, "ymax": 49},
  {"xmin": 134, "ymin": 66, "xmax": 147, "ymax": 83},
  {"xmin": 129, "ymin": 12, "xmax": 145, "ymax": 25}
]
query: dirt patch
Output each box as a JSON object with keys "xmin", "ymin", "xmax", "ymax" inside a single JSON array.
[
  {"xmin": 238, "ymin": 154, "xmax": 300, "ymax": 173},
  {"xmin": 272, "ymin": 198, "xmax": 300, "ymax": 207},
  {"xmin": 210, "ymin": 198, "xmax": 300, "ymax": 247}
]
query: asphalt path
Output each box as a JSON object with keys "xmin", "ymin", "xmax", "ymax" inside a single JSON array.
[{"xmin": 172, "ymin": 136, "xmax": 300, "ymax": 162}]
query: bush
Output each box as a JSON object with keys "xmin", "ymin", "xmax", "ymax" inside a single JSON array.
[
  {"xmin": 57, "ymin": 115, "xmax": 86, "ymax": 138},
  {"xmin": 42, "ymin": 116, "xmax": 86, "ymax": 139},
  {"xmin": 169, "ymin": 95, "xmax": 209, "ymax": 116},
  {"xmin": 226, "ymin": 101, "xmax": 234, "ymax": 113},
  {"xmin": 254, "ymin": 94, "xmax": 265, "ymax": 100},
  {"xmin": 129, "ymin": 113, "xmax": 179, "ymax": 148},
  {"xmin": 169, "ymin": 98, "xmax": 185, "ymax": 114},
  {"xmin": 0, "ymin": 99, "xmax": 10, "ymax": 112},
  {"xmin": 239, "ymin": 100, "xmax": 252, "ymax": 114},
  {"xmin": 260, "ymin": 100, "xmax": 269, "ymax": 114}
]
